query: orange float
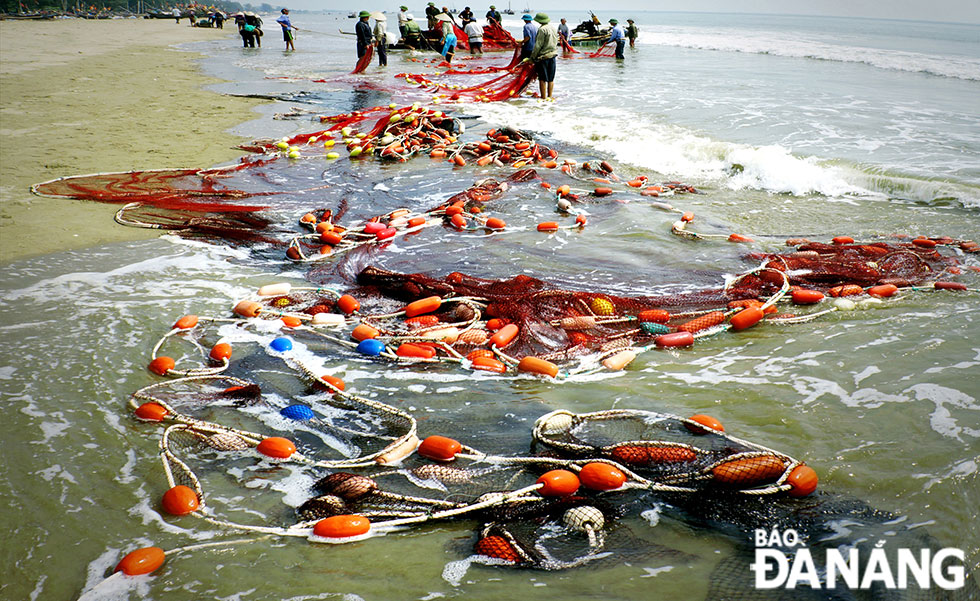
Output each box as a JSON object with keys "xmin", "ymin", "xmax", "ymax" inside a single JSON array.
[
  {"xmin": 484, "ymin": 217, "xmax": 506, "ymax": 230},
  {"xmin": 475, "ymin": 535, "xmax": 520, "ymax": 562},
  {"xmin": 320, "ymin": 231, "xmax": 343, "ymax": 246},
  {"xmin": 161, "ymin": 485, "xmax": 199, "ymax": 515},
  {"xmin": 351, "ymin": 324, "xmax": 380, "ymax": 341},
  {"xmin": 637, "ymin": 309, "xmax": 670, "ymax": 324},
  {"xmin": 646, "ymin": 446, "xmax": 698, "ymax": 463},
  {"xmin": 912, "ymin": 238, "xmax": 937, "ymax": 249},
  {"xmin": 313, "ymin": 514, "xmax": 371, "ymax": 539},
  {"xmin": 233, "ymin": 300, "xmax": 262, "ymax": 318},
  {"xmin": 319, "ymin": 375, "xmax": 345, "ymax": 392},
  {"xmin": 405, "ymin": 315, "xmax": 439, "ymax": 328},
  {"xmin": 654, "ymin": 331, "xmax": 694, "ymax": 348},
  {"xmin": 403, "ymin": 296, "xmax": 442, "ymax": 317},
  {"xmin": 173, "ymin": 315, "xmax": 199, "ymax": 329},
  {"xmin": 445, "ymin": 205, "xmax": 464, "ymax": 216},
  {"xmin": 134, "ymin": 402, "xmax": 168, "ymax": 421},
  {"xmin": 685, "ymin": 414, "xmax": 725, "ymax": 433},
  {"xmin": 257, "ymin": 437, "xmax": 296, "ymax": 459},
  {"xmin": 867, "ymin": 284, "xmax": 898, "ymax": 298},
  {"xmin": 209, "ymin": 342, "xmax": 232, "ymax": 362},
  {"xmin": 115, "ymin": 546, "xmax": 166, "ymax": 576},
  {"xmin": 488, "ymin": 324, "xmax": 519, "ymax": 348},
  {"xmin": 829, "ymin": 284, "xmax": 864, "ymax": 297},
  {"xmin": 537, "ymin": 221, "xmax": 559, "ymax": 232},
  {"xmin": 785, "ymin": 465, "xmax": 819, "ymax": 497},
  {"xmin": 396, "ymin": 343, "xmax": 437, "ymax": 359},
  {"xmin": 832, "ymin": 236, "xmax": 854, "ymax": 245},
  {"xmin": 417, "ymin": 435, "xmax": 462, "ymax": 461},
  {"xmin": 535, "ymin": 469, "xmax": 580, "ymax": 496},
  {"xmin": 729, "ymin": 306, "xmax": 764, "ymax": 331},
  {"xmin": 148, "ymin": 356, "xmax": 175, "ymax": 376},
  {"xmin": 578, "ymin": 462, "xmax": 626, "ymax": 490},
  {"xmin": 407, "ymin": 216, "xmax": 427, "ymax": 227},
  {"xmin": 281, "ymin": 316, "xmax": 303, "ymax": 328},
  {"xmin": 791, "ymin": 289, "xmax": 824, "ymax": 304},
  {"xmin": 934, "ymin": 281, "xmax": 967, "ymax": 291},
  {"xmin": 593, "ymin": 187, "xmax": 613, "ymax": 196},
  {"xmin": 677, "ymin": 311, "xmax": 726, "ymax": 333},
  {"xmin": 450, "ymin": 214, "xmax": 467, "ymax": 229},
  {"xmin": 557, "ymin": 184, "xmax": 570, "ymax": 197},
  {"xmin": 336, "ymin": 295, "xmax": 360, "ymax": 314},
  {"xmin": 728, "ymin": 233, "xmax": 754, "ymax": 243},
  {"xmin": 517, "ymin": 356, "xmax": 559, "ymax": 378},
  {"xmin": 712, "ymin": 456, "xmax": 785, "ymax": 486}
]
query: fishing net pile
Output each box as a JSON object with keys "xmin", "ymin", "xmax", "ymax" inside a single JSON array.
[{"xmin": 481, "ymin": 20, "xmax": 520, "ymax": 49}]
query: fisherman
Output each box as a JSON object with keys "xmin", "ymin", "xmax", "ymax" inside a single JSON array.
[
  {"xmin": 402, "ymin": 14, "xmax": 422, "ymax": 49},
  {"xmin": 373, "ymin": 12, "xmax": 388, "ymax": 66},
  {"xmin": 459, "ymin": 6, "xmax": 473, "ymax": 22},
  {"xmin": 172, "ymin": 6, "xmax": 180, "ymax": 23},
  {"xmin": 626, "ymin": 18, "xmax": 638, "ymax": 48},
  {"xmin": 276, "ymin": 8, "xmax": 299, "ymax": 52},
  {"xmin": 606, "ymin": 18, "xmax": 625, "ymax": 59},
  {"xmin": 438, "ymin": 13, "xmax": 457, "ymax": 63},
  {"xmin": 519, "ymin": 13, "xmax": 539, "ymax": 61},
  {"xmin": 464, "ymin": 17, "xmax": 483, "ymax": 55},
  {"xmin": 526, "ymin": 13, "xmax": 558, "ymax": 100},
  {"xmin": 485, "ymin": 4, "xmax": 501, "ymax": 25},
  {"xmin": 355, "ymin": 10, "xmax": 373, "ymax": 59},
  {"xmin": 557, "ymin": 17, "xmax": 569, "ymax": 42},
  {"xmin": 244, "ymin": 12, "xmax": 263, "ymax": 47},
  {"xmin": 397, "ymin": 5, "xmax": 409, "ymax": 38},
  {"xmin": 214, "ymin": 10, "xmax": 224, "ymax": 28},
  {"xmin": 425, "ymin": 1, "xmax": 439, "ymax": 29}
]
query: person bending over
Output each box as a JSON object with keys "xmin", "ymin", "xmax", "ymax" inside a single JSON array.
[{"xmin": 606, "ymin": 18, "xmax": 625, "ymax": 59}]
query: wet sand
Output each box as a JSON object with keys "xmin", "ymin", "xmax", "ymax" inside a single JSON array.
[{"xmin": 0, "ymin": 18, "xmax": 266, "ymax": 263}]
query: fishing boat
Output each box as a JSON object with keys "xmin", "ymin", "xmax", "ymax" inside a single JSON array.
[{"xmin": 502, "ymin": 2, "xmax": 513, "ymax": 15}]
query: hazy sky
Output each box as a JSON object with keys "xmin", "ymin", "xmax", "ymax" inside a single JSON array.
[{"xmin": 299, "ymin": 1, "xmax": 980, "ymax": 24}]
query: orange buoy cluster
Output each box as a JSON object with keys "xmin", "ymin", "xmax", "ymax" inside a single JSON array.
[{"xmin": 454, "ymin": 127, "xmax": 559, "ymax": 171}]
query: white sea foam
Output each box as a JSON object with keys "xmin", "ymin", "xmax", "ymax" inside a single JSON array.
[{"xmin": 637, "ymin": 28, "xmax": 980, "ymax": 81}]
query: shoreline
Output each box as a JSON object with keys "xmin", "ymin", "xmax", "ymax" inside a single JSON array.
[{"xmin": 0, "ymin": 19, "xmax": 268, "ymax": 264}]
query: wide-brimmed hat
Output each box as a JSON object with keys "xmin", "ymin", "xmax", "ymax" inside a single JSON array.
[
  {"xmin": 609, "ymin": 18, "xmax": 618, "ymax": 24},
  {"xmin": 400, "ymin": 5, "xmax": 408, "ymax": 9},
  {"xmin": 371, "ymin": 11, "xmax": 386, "ymax": 20},
  {"xmin": 521, "ymin": 13, "xmax": 532, "ymax": 20},
  {"xmin": 436, "ymin": 12, "xmax": 451, "ymax": 21},
  {"xmin": 358, "ymin": 10, "xmax": 370, "ymax": 18},
  {"xmin": 533, "ymin": 12, "xmax": 548, "ymax": 24}
]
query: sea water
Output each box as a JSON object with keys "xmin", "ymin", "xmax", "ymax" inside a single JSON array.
[{"xmin": 1, "ymin": 11, "xmax": 978, "ymax": 601}]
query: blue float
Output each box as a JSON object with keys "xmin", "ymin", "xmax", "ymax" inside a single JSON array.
[
  {"xmin": 270, "ymin": 337, "xmax": 293, "ymax": 352},
  {"xmin": 356, "ymin": 338, "xmax": 385, "ymax": 356},
  {"xmin": 280, "ymin": 404, "xmax": 315, "ymax": 421}
]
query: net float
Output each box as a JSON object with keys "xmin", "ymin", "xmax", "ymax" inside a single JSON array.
[
  {"xmin": 406, "ymin": 315, "xmax": 440, "ymax": 328},
  {"xmin": 544, "ymin": 160, "xmax": 558, "ymax": 168},
  {"xmin": 300, "ymin": 213, "xmax": 316, "ymax": 224},
  {"xmin": 173, "ymin": 315, "xmax": 198, "ymax": 329},
  {"xmin": 375, "ymin": 433, "xmax": 420, "ymax": 465},
  {"xmin": 318, "ymin": 375, "xmax": 346, "ymax": 392},
  {"xmin": 321, "ymin": 231, "xmax": 343, "ymax": 246},
  {"xmin": 280, "ymin": 404, "xmax": 315, "ymax": 421},
  {"xmin": 161, "ymin": 485, "xmax": 200, "ymax": 516},
  {"xmin": 593, "ymin": 178, "xmax": 611, "ymax": 184},
  {"xmin": 536, "ymin": 469, "xmax": 580, "ymax": 496},
  {"xmin": 729, "ymin": 306, "xmax": 764, "ymax": 331},
  {"xmin": 791, "ymin": 289, "xmax": 824, "ymax": 304},
  {"xmin": 257, "ymin": 437, "xmax": 296, "ymax": 459},
  {"xmin": 593, "ymin": 187, "xmax": 612, "ymax": 196},
  {"xmin": 452, "ymin": 155, "xmax": 466, "ymax": 166},
  {"xmin": 396, "ymin": 343, "xmax": 437, "ymax": 359},
  {"xmin": 489, "ymin": 324, "xmax": 519, "ymax": 348},
  {"xmin": 867, "ymin": 284, "xmax": 898, "ymax": 298},
  {"xmin": 786, "ymin": 465, "xmax": 819, "ymax": 497},
  {"xmin": 311, "ymin": 313, "xmax": 345, "ymax": 327},
  {"xmin": 627, "ymin": 179, "xmax": 643, "ymax": 187},
  {"xmin": 115, "ymin": 546, "xmax": 166, "ymax": 576},
  {"xmin": 537, "ymin": 221, "xmax": 559, "ymax": 232},
  {"xmin": 281, "ymin": 316, "xmax": 303, "ymax": 328},
  {"xmin": 356, "ymin": 338, "xmax": 386, "ymax": 356},
  {"xmin": 829, "ymin": 284, "xmax": 864, "ymax": 297},
  {"xmin": 466, "ymin": 349, "xmax": 495, "ymax": 361},
  {"xmin": 450, "ymin": 213, "xmax": 467, "ymax": 229},
  {"xmin": 832, "ymin": 236, "xmax": 854, "ymax": 245},
  {"xmin": 257, "ymin": 283, "xmax": 291, "ymax": 296},
  {"xmin": 677, "ymin": 311, "xmax": 726, "ymax": 333},
  {"xmin": 315, "ymin": 221, "xmax": 334, "ymax": 234},
  {"xmin": 557, "ymin": 184, "xmax": 570, "ymax": 197},
  {"xmin": 681, "ymin": 212, "xmax": 695, "ymax": 222},
  {"xmin": 471, "ymin": 356, "xmax": 507, "ymax": 373},
  {"xmin": 337, "ymin": 295, "xmax": 360, "ymax": 314},
  {"xmin": 430, "ymin": 148, "xmax": 446, "ymax": 158},
  {"xmin": 517, "ymin": 356, "xmax": 559, "ymax": 378},
  {"xmin": 148, "ymin": 356, "xmax": 175, "ymax": 376},
  {"xmin": 599, "ymin": 160, "xmax": 614, "ymax": 173},
  {"xmin": 484, "ymin": 217, "xmax": 506, "ymax": 230},
  {"xmin": 646, "ymin": 446, "xmax": 698, "ymax": 463},
  {"xmin": 286, "ymin": 246, "xmax": 302, "ymax": 260},
  {"xmin": 575, "ymin": 214, "xmax": 588, "ymax": 227},
  {"xmin": 912, "ymin": 238, "xmax": 937, "ymax": 249},
  {"xmin": 934, "ymin": 281, "xmax": 967, "ymax": 291},
  {"xmin": 601, "ymin": 350, "xmax": 636, "ymax": 371},
  {"xmin": 475, "ymin": 535, "xmax": 520, "ymax": 563},
  {"xmin": 312, "ymin": 515, "xmax": 371, "ymax": 540},
  {"xmin": 417, "ymin": 435, "xmax": 462, "ymax": 461},
  {"xmin": 728, "ymin": 233, "xmax": 754, "ymax": 243},
  {"xmin": 712, "ymin": 455, "xmax": 786, "ymax": 487},
  {"xmin": 351, "ymin": 324, "xmax": 380, "ymax": 341},
  {"xmin": 376, "ymin": 227, "xmax": 397, "ymax": 240},
  {"xmin": 407, "ymin": 216, "xmax": 427, "ymax": 227},
  {"xmin": 445, "ymin": 205, "xmax": 464, "ymax": 216},
  {"xmin": 209, "ymin": 342, "xmax": 232, "ymax": 361},
  {"xmin": 363, "ymin": 221, "xmax": 385, "ymax": 234},
  {"xmin": 420, "ymin": 327, "xmax": 459, "ymax": 344},
  {"xmin": 485, "ymin": 318, "xmax": 506, "ymax": 331},
  {"xmin": 655, "ymin": 331, "xmax": 694, "ymax": 348},
  {"xmin": 610, "ymin": 445, "xmax": 649, "ymax": 465},
  {"xmin": 686, "ymin": 414, "xmax": 725, "ymax": 433},
  {"xmin": 833, "ymin": 297, "xmax": 856, "ymax": 311},
  {"xmin": 233, "ymin": 300, "xmax": 262, "ymax": 318},
  {"xmin": 578, "ymin": 462, "xmax": 626, "ymax": 491},
  {"xmin": 269, "ymin": 337, "xmax": 292, "ymax": 352},
  {"xmin": 134, "ymin": 402, "xmax": 168, "ymax": 421},
  {"xmin": 637, "ymin": 309, "xmax": 670, "ymax": 324}
]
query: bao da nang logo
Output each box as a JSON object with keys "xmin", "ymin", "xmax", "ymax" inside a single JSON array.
[{"xmin": 750, "ymin": 528, "xmax": 966, "ymax": 591}]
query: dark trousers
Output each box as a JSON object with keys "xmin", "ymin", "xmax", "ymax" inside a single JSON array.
[
  {"xmin": 377, "ymin": 42, "xmax": 387, "ymax": 66},
  {"xmin": 615, "ymin": 40, "xmax": 625, "ymax": 59}
]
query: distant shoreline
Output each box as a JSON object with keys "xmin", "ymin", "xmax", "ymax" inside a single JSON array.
[{"xmin": 0, "ymin": 19, "xmax": 268, "ymax": 263}]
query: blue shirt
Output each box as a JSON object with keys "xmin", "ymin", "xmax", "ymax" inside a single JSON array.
[
  {"xmin": 608, "ymin": 24, "xmax": 625, "ymax": 42},
  {"xmin": 522, "ymin": 21, "xmax": 539, "ymax": 53},
  {"xmin": 276, "ymin": 14, "xmax": 292, "ymax": 30}
]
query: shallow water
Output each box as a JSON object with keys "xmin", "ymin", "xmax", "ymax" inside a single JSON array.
[{"xmin": 1, "ymin": 10, "xmax": 978, "ymax": 601}]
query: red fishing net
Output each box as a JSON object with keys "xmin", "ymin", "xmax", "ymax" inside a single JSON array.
[
  {"xmin": 351, "ymin": 45, "xmax": 374, "ymax": 74},
  {"xmin": 481, "ymin": 21, "xmax": 520, "ymax": 49},
  {"xmin": 589, "ymin": 42, "xmax": 617, "ymax": 58}
]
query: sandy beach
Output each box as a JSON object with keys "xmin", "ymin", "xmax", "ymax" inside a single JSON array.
[{"xmin": 0, "ymin": 18, "xmax": 265, "ymax": 263}]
